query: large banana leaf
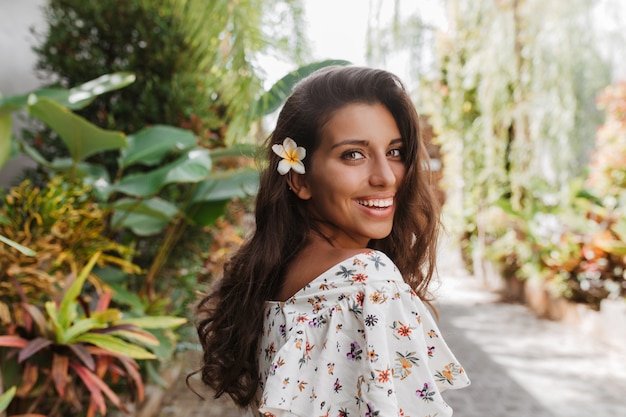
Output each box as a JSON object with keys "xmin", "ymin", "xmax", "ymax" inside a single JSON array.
[
  {"xmin": 0, "ymin": 72, "xmax": 135, "ymax": 111},
  {"xmin": 190, "ymin": 168, "xmax": 259, "ymax": 203},
  {"xmin": 110, "ymin": 197, "xmax": 180, "ymax": 236},
  {"xmin": 0, "ymin": 72, "xmax": 134, "ymax": 171},
  {"xmin": 118, "ymin": 125, "xmax": 197, "ymax": 169},
  {"xmin": 250, "ymin": 59, "xmax": 351, "ymax": 119},
  {"xmin": 110, "ymin": 148, "xmax": 213, "ymax": 197},
  {"xmin": 209, "ymin": 143, "xmax": 259, "ymax": 161},
  {"xmin": 186, "ymin": 168, "xmax": 259, "ymax": 226},
  {"xmin": 27, "ymin": 96, "xmax": 127, "ymax": 164}
]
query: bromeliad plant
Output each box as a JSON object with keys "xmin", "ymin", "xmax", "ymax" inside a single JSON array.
[{"xmin": 0, "ymin": 251, "xmax": 186, "ymax": 417}]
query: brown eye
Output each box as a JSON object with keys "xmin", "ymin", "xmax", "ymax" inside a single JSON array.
[
  {"xmin": 342, "ymin": 150, "xmax": 365, "ymax": 161},
  {"xmin": 387, "ymin": 148, "xmax": 403, "ymax": 159}
]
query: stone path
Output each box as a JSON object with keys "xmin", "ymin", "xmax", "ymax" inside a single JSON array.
[{"xmin": 157, "ymin": 241, "xmax": 626, "ymax": 417}]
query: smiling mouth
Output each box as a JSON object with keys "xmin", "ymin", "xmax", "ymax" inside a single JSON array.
[{"xmin": 356, "ymin": 198, "xmax": 394, "ymax": 208}]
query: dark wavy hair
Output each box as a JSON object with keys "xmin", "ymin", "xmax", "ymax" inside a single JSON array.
[{"xmin": 194, "ymin": 66, "xmax": 441, "ymax": 407}]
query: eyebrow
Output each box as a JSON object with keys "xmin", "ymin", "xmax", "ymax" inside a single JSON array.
[{"xmin": 330, "ymin": 138, "xmax": 403, "ymax": 149}]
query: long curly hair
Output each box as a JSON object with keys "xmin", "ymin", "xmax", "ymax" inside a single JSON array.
[{"xmin": 194, "ymin": 66, "xmax": 441, "ymax": 407}]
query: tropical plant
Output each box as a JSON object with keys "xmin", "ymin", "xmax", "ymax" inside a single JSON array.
[
  {"xmin": 0, "ymin": 251, "xmax": 186, "ymax": 417},
  {"xmin": 31, "ymin": 0, "xmax": 309, "ymax": 145},
  {"xmin": 0, "ymin": 176, "xmax": 137, "ymax": 306}
]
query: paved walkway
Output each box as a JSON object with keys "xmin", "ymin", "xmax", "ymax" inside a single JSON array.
[{"xmin": 158, "ymin": 240, "xmax": 626, "ymax": 417}]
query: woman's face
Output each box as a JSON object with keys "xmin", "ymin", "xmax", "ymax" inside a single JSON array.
[{"xmin": 296, "ymin": 102, "xmax": 406, "ymax": 248}]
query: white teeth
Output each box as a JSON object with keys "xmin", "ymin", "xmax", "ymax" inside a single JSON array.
[{"xmin": 358, "ymin": 198, "xmax": 393, "ymax": 208}]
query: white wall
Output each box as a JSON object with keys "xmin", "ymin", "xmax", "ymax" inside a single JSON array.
[
  {"xmin": 0, "ymin": 0, "xmax": 48, "ymax": 186},
  {"xmin": 0, "ymin": 0, "xmax": 48, "ymax": 95}
]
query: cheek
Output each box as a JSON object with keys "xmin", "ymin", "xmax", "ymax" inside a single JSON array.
[{"xmin": 394, "ymin": 164, "xmax": 407, "ymax": 183}]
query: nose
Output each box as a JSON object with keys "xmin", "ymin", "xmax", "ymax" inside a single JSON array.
[{"xmin": 369, "ymin": 156, "xmax": 397, "ymax": 187}]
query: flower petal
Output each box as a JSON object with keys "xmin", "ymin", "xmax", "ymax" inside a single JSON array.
[
  {"xmin": 277, "ymin": 159, "xmax": 291, "ymax": 175},
  {"xmin": 292, "ymin": 161, "xmax": 306, "ymax": 174},
  {"xmin": 283, "ymin": 137, "xmax": 297, "ymax": 152},
  {"xmin": 272, "ymin": 144, "xmax": 285, "ymax": 158},
  {"xmin": 295, "ymin": 146, "xmax": 306, "ymax": 160}
]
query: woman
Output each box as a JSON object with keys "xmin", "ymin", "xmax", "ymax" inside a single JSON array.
[{"xmin": 195, "ymin": 66, "xmax": 470, "ymax": 416}]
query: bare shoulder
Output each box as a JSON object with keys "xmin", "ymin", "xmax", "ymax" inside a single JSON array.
[{"xmin": 276, "ymin": 245, "xmax": 370, "ymax": 301}]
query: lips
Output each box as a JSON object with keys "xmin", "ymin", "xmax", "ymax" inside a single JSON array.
[{"xmin": 356, "ymin": 198, "xmax": 394, "ymax": 208}]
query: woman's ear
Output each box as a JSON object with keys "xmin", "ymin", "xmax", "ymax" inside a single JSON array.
[{"xmin": 287, "ymin": 172, "xmax": 312, "ymax": 200}]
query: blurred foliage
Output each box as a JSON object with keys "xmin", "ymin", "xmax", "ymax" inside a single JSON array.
[
  {"xmin": 419, "ymin": 0, "xmax": 612, "ymax": 238},
  {"xmin": 0, "ymin": 176, "xmax": 136, "ymax": 305},
  {"xmin": 483, "ymin": 82, "xmax": 626, "ymax": 308},
  {"xmin": 32, "ymin": 0, "xmax": 308, "ymax": 147}
]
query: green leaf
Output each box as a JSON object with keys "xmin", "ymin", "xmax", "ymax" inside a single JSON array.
[
  {"xmin": 145, "ymin": 361, "xmax": 169, "ymax": 388},
  {"xmin": 186, "ymin": 200, "xmax": 229, "ymax": 227},
  {"xmin": 190, "ymin": 168, "xmax": 259, "ymax": 203},
  {"xmin": 117, "ymin": 316, "xmax": 187, "ymax": 329},
  {"xmin": 19, "ymin": 139, "xmax": 51, "ymax": 166},
  {"xmin": 145, "ymin": 328, "xmax": 175, "ymax": 361},
  {"xmin": 64, "ymin": 72, "xmax": 136, "ymax": 108},
  {"xmin": 112, "ymin": 197, "xmax": 179, "ymax": 221},
  {"xmin": 0, "ymin": 234, "xmax": 36, "ymax": 256},
  {"xmin": 45, "ymin": 301, "xmax": 63, "ymax": 341},
  {"xmin": 251, "ymin": 59, "xmax": 351, "ymax": 118},
  {"xmin": 119, "ymin": 125, "xmax": 197, "ymax": 169},
  {"xmin": 49, "ymin": 158, "xmax": 110, "ymax": 181},
  {"xmin": 105, "ymin": 282, "xmax": 144, "ymax": 311},
  {"xmin": 58, "ymin": 252, "xmax": 101, "ymax": 329},
  {"xmin": 0, "ymin": 112, "xmax": 11, "ymax": 170},
  {"xmin": 0, "ymin": 72, "xmax": 135, "ymax": 111},
  {"xmin": 27, "ymin": 96, "xmax": 127, "ymax": 163},
  {"xmin": 186, "ymin": 169, "xmax": 259, "ymax": 226},
  {"xmin": 209, "ymin": 144, "xmax": 259, "ymax": 161},
  {"xmin": 0, "ymin": 386, "xmax": 16, "ymax": 413},
  {"xmin": 73, "ymin": 333, "xmax": 156, "ymax": 360},
  {"xmin": 62, "ymin": 318, "xmax": 108, "ymax": 344},
  {"xmin": 111, "ymin": 149, "xmax": 212, "ymax": 197},
  {"xmin": 109, "ymin": 329, "xmax": 160, "ymax": 346},
  {"xmin": 111, "ymin": 197, "xmax": 180, "ymax": 236}
]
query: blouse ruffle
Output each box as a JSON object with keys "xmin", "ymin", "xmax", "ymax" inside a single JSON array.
[{"xmin": 255, "ymin": 250, "xmax": 469, "ymax": 417}]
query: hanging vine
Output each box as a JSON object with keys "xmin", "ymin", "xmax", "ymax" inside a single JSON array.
[{"xmin": 419, "ymin": 0, "xmax": 612, "ymax": 240}]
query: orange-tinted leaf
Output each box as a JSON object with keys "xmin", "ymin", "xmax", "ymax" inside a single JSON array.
[
  {"xmin": 71, "ymin": 362, "xmax": 128, "ymax": 413},
  {"xmin": 95, "ymin": 292, "xmax": 112, "ymax": 312},
  {"xmin": 119, "ymin": 354, "xmax": 145, "ymax": 402},
  {"xmin": 52, "ymin": 353, "xmax": 69, "ymax": 397},
  {"xmin": 16, "ymin": 362, "xmax": 39, "ymax": 397},
  {"xmin": 18, "ymin": 337, "xmax": 53, "ymax": 362},
  {"xmin": 0, "ymin": 335, "xmax": 28, "ymax": 348},
  {"xmin": 70, "ymin": 363, "xmax": 107, "ymax": 415},
  {"xmin": 87, "ymin": 397, "xmax": 97, "ymax": 417},
  {"xmin": 95, "ymin": 355, "xmax": 109, "ymax": 378}
]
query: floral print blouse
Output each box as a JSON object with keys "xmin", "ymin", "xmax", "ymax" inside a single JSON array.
[{"xmin": 254, "ymin": 250, "xmax": 470, "ymax": 417}]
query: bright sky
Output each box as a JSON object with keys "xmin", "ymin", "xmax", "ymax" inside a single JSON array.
[
  {"xmin": 303, "ymin": 0, "xmax": 371, "ymax": 66},
  {"xmin": 261, "ymin": 0, "xmax": 447, "ymax": 89}
]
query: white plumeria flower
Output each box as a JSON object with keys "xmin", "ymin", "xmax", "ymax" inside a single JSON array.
[{"xmin": 272, "ymin": 137, "xmax": 306, "ymax": 175}]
